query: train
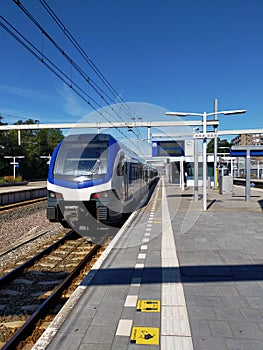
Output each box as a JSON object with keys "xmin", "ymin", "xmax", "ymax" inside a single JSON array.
[{"xmin": 46, "ymin": 133, "xmax": 158, "ymax": 230}]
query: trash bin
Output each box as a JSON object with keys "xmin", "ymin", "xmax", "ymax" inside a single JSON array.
[{"xmin": 219, "ymin": 175, "xmax": 233, "ymax": 195}]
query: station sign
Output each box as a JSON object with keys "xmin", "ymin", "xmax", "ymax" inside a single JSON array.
[
  {"xmin": 152, "ymin": 140, "xmax": 184, "ymax": 157},
  {"xmin": 193, "ymin": 132, "xmax": 217, "ymax": 139}
]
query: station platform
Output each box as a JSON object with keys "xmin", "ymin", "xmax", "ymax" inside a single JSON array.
[
  {"xmin": 0, "ymin": 181, "xmax": 47, "ymax": 206},
  {"xmin": 34, "ymin": 178, "xmax": 263, "ymax": 350}
]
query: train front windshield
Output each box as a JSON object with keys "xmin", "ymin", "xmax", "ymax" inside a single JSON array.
[{"xmin": 53, "ymin": 140, "xmax": 109, "ymax": 182}]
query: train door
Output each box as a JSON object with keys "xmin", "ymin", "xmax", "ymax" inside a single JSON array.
[{"xmin": 124, "ymin": 161, "xmax": 129, "ymax": 201}]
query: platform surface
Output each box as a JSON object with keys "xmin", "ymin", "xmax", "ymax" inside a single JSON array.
[
  {"xmin": 34, "ymin": 179, "xmax": 263, "ymax": 350},
  {"xmin": 0, "ymin": 181, "xmax": 47, "ymax": 193}
]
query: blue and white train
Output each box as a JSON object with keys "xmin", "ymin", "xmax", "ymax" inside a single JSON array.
[{"xmin": 47, "ymin": 133, "xmax": 158, "ymax": 229}]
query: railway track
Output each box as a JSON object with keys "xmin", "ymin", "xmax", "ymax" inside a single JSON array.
[
  {"xmin": 233, "ymin": 178, "xmax": 263, "ymax": 189},
  {"xmin": 0, "ymin": 197, "xmax": 47, "ymax": 212},
  {"xmin": 0, "ymin": 230, "xmax": 105, "ymax": 349}
]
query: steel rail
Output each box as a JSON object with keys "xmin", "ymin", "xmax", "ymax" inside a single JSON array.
[
  {"xmin": 2, "ymin": 242, "xmax": 99, "ymax": 349},
  {"xmin": 0, "ymin": 230, "xmax": 76, "ymax": 285}
]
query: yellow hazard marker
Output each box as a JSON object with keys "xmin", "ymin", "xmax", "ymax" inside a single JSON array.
[
  {"xmin": 130, "ymin": 326, "xmax": 159, "ymax": 345},
  {"xmin": 137, "ymin": 300, "xmax": 160, "ymax": 312}
]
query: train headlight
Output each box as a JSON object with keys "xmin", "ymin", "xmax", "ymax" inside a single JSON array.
[
  {"xmin": 91, "ymin": 190, "xmax": 109, "ymax": 200},
  {"xmin": 48, "ymin": 191, "xmax": 56, "ymax": 198},
  {"xmin": 48, "ymin": 191, "xmax": 63, "ymax": 199}
]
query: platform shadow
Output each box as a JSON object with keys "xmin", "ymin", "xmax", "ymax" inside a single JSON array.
[
  {"xmin": 81, "ymin": 264, "xmax": 263, "ymax": 286},
  {"xmin": 258, "ymin": 199, "xmax": 263, "ymax": 210}
]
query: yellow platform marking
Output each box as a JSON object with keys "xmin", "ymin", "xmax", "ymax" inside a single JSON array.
[
  {"xmin": 137, "ymin": 300, "xmax": 160, "ymax": 312},
  {"xmin": 153, "ymin": 218, "xmax": 162, "ymax": 224},
  {"xmin": 130, "ymin": 327, "xmax": 159, "ymax": 345}
]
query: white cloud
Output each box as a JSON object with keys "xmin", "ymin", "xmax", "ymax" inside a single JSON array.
[
  {"xmin": 56, "ymin": 83, "xmax": 90, "ymax": 117},
  {"xmin": 0, "ymin": 84, "xmax": 50, "ymax": 101}
]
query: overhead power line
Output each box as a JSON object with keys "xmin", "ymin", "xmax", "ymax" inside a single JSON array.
[
  {"xmin": 37, "ymin": 0, "xmax": 139, "ymax": 120},
  {"xmin": 1, "ymin": 2, "xmax": 150, "ymax": 153},
  {"xmin": 12, "ymin": 0, "xmax": 141, "ymax": 133}
]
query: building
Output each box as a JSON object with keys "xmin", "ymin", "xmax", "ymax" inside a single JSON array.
[{"xmin": 231, "ymin": 133, "xmax": 263, "ymax": 146}]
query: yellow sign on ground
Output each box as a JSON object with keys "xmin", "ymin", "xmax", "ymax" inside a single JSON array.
[
  {"xmin": 153, "ymin": 218, "xmax": 162, "ymax": 224},
  {"xmin": 130, "ymin": 326, "xmax": 159, "ymax": 345},
  {"xmin": 136, "ymin": 300, "xmax": 160, "ymax": 312}
]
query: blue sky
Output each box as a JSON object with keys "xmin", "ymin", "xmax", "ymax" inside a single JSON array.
[{"xmin": 1, "ymin": 0, "xmax": 263, "ymax": 139}]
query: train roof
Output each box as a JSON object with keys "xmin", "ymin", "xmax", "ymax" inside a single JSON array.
[
  {"xmin": 62, "ymin": 133, "xmax": 115, "ymax": 142},
  {"xmin": 60, "ymin": 133, "xmax": 149, "ymax": 165}
]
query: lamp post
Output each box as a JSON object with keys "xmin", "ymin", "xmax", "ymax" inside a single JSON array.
[
  {"xmin": 193, "ymin": 127, "xmax": 199, "ymax": 201},
  {"xmin": 4, "ymin": 156, "xmax": 25, "ymax": 179},
  {"xmin": 166, "ymin": 109, "xmax": 246, "ymax": 210}
]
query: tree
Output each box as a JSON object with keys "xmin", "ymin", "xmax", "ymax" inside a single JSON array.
[
  {"xmin": 0, "ymin": 118, "xmax": 64, "ymax": 179},
  {"xmin": 207, "ymin": 137, "xmax": 230, "ymax": 153}
]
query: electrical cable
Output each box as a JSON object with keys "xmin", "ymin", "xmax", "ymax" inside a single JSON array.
[{"xmin": 3, "ymin": 2, "xmax": 150, "ymax": 152}]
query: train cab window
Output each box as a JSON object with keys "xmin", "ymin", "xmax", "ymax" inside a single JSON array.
[
  {"xmin": 117, "ymin": 156, "xmax": 125, "ymax": 176},
  {"xmin": 53, "ymin": 140, "xmax": 109, "ymax": 181}
]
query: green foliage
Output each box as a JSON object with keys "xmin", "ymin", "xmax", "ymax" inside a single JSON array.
[
  {"xmin": 0, "ymin": 175, "xmax": 23, "ymax": 184},
  {"xmin": 207, "ymin": 137, "xmax": 230, "ymax": 153},
  {"xmin": 0, "ymin": 119, "xmax": 64, "ymax": 180}
]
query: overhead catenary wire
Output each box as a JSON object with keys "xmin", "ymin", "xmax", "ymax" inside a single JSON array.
[
  {"xmin": 0, "ymin": 13, "xmax": 146, "ymax": 152},
  {"xmin": 12, "ymin": 0, "xmax": 141, "ymax": 132},
  {"xmin": 37, "ymin": 0, "xmax": 140, "ymax": 120},
  {"xmin": 0, "ymin": 17, "xmax": 132, "ymax": 141}
]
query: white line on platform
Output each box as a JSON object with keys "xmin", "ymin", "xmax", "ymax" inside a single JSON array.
[
  {"xmin": 124, "ymin": 295, "xmax": 138, "ymax": 307},
  {"xmin": 116, "ymin": 319, "xmax": 133, "ymax": 336},
  {"xmin": 161, "ymin": 178, "xmax": 193, "ymax": 350},
  {"xmin": 135, "ymin": 263, "xmax": 144, "ymax": 269}
]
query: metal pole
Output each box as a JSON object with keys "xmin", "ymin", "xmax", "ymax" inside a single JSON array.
[
  {"xmin": 13, "ymin": 156, "xmax": 16, "ymax": 179},
  {"xmin": 180, "ymin": 156, "xmax": 184, "ymax": 191},
  {"xmin": 245, "ymin": 148, "xmax": 251, "ymax": 201},
  {"xmin": 213, "ymin": 98, "xmax": 218, "ymax": 189},
  {"xmin": 230, "ymin": 158, "xmax": 233, "ymax": 177},
  {"xmin": 18, "ymin": 130, "xmax": 21, "ymax": 146},
  {"xmin": 194, "ymin": 130, "xmax": 199, "ymax": 201},
  {"xmin": 147, "ymin": 127, "xmax": 151, "ymax": 143},
  {"xmin": 203, "ymin": 112, "xmax": 207, "ymax": 210}
]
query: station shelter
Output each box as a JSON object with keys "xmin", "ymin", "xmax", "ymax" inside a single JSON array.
[{"xmin": 151, "ymin": 137, "xmax": 215, "ymax": 187}]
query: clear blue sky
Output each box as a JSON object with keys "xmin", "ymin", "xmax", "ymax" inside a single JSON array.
[{"xmin": 1, "ymin": 0, "xmax": 263, "ymax": 138}]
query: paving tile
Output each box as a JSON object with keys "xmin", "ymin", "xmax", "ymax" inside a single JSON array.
[
  {"xmin": 229, "ymin": 321, "xmax": 263, "ymax": 340},
  {"xmin": 225, "ymin": 338, "xmax": 263, "ymax": 350},
  {"xmin": 246, "ymin": 297, "xmax": 263, "ymax": 308},
  {"xmin": 208, "ymin": 320, "xmax": 233, "ymax": 338},
  {"xmin": 82, "ymin": 325, "xmax": 116, "ymax": 344},
  {"xmin": 213, "ymin": 307, "xmax": 244, "ymax": 321},
  {"xmin": 192, "ymin": 336, "xmax": 227, "ymax": 350},
  {"xmin": 240, "ymin": 307, "xmax": 263, "ymax": 322},
  {"xmin": 188, "ymin": 319, "xmax": 211, "ymax": 337},
  {"xmin": 79, "ymin": 343, "xmax": 111, "ymax": 350},
  {"xmin": 186, "ymin": 306, "xmax": 217, "ymax": 320}
]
